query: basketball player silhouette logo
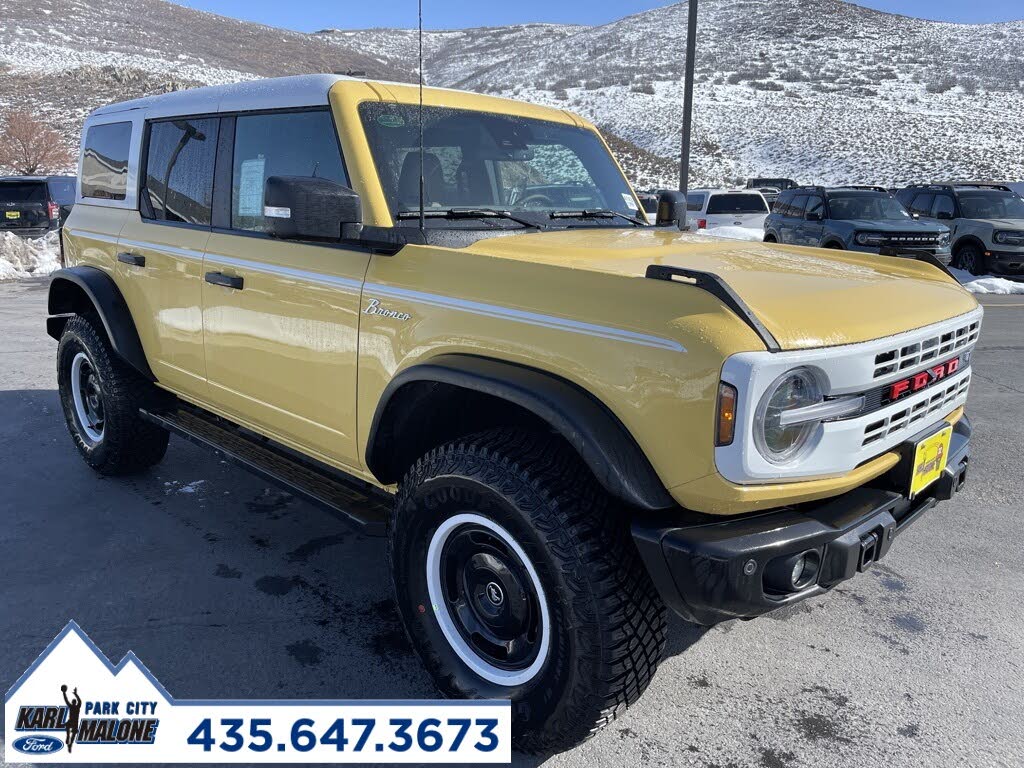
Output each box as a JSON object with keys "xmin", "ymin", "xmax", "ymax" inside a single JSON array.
[{"xmin": 61, "ymin": 684, "xmax": 82, "ymax": 753}]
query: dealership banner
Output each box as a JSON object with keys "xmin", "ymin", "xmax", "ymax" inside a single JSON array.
[{"xmin": 5, "ymin": 622, "xmax": 510, "ymax": 763}]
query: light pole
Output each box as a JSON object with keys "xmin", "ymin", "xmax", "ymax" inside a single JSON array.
[{"xmin": 678, "ymin": 0, "xmax": 699, "ymax": 229}]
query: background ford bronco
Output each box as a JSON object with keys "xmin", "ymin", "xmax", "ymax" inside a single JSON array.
[{"xmin": 49, "ymin": 75, "xmax": 981, "ymax": 753}]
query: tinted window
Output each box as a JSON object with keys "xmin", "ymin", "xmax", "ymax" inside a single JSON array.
[
  {"xmin": 706, "ymin": 193, "xmax": 767, "ymax": 215},
  {"xmin": 958, "ymin": 191, "xmax": 1024, "ymax": 219},
  {"xmin": 143, "ymin": 118, "xmax": 219, "ymax": 225},
  {"xmin": 0, "ymin": 182, "xmax": 46, "ymax": 203},
  {"xmin": 932, "ymin": 194, "xmax": 956, "ymax": 219},
  {"xmin": 788, "ymin": 195, "xmax": 809, "ymax": 217},
  {"xmin": 359, "ymin": 102, "xmax": 637, "ymax": 218},
  {"xmin": 828, "ymin": 194, "xmax": 912, "ymax": 221},
  {"xmin": 908, "ymin": 193, "xmax": 934, "ymax": 216},
  {"xmin": 804, "ymin": 196, "xmax": 824, "ymax": 218},
  {"xmin": 687, "ymin": 193, "xmax": 706, "ymax": 212},
  {"xmin": 46, "ymin": 180, "xmax": 76, "ymax": 204},
  {"xmin": 81, "ymin": 122, "xmax": 132, "ymax": 200},
  {"xmin": 231, "ymin": 110, "xmax": 347, "ymax": 233}
]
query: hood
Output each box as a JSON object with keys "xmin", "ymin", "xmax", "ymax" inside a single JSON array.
[
  {"xmin": 982, "ymin": 218, "xmax": 1024, "ymax": 229},
  {"xmin": 465, "ymin": 228, "xmax": 979, "ymax": 350}
]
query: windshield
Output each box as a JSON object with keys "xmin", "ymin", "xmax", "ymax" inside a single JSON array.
[
  {"xmin": 359, "ymin": 102, "xmax": 640, "ymax": 223},
  {"xmin": 958, "ymin": 191, "xmax": 1024, "ymax": 220},
  {"xmin": 828, "ymin": 193, "xmax": 912, "ymax": 221},
  {"xmin": 0, "ymin": 182, "xmax": 46, "ymax": 203},
  {"xmin": 706, "ymin": 193, "xmax": 767, "ymax": 214}
]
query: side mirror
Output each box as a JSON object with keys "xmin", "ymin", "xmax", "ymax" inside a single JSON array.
[
  {"xmin": 806, "ymin": 211, "xmax": 823, "ymax": 222},
  {"xmin": 656, "ymin": 191, "xmax": 688, "ymax": 229},
  {"xmin": 936, "ymin": 211, "xmax": 953, "ymax": 221},
  {"xmin": 263, "ymin": 176, "xmax": 361, "ymax": 241}
]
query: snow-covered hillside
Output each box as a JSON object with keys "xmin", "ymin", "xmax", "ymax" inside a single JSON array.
[
  {"xmin": 1, "ymin": 0, "xmax": 1022, "ymax": 189},
  {"xmin": 322, "ymin": 0, "xmax": 1024, "ymax": 188}
]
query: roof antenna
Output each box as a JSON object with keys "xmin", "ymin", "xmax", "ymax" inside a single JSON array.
[{"xmin": 417, "ymin": 0, "xmax": 425, "ymax": 234}]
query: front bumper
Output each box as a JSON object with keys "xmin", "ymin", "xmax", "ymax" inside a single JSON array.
[
  {"xmin": 633, "ymin": 414, "xmax": 971, "ymax": 626},
  {"xmin": 987, "ymin": 249, "xmax": 1024, "ymax": 276}
]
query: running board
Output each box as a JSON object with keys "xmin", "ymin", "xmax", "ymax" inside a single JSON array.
[{"xmin": 140, "ymin": 406, "xmax": 391, "ymax": 536}]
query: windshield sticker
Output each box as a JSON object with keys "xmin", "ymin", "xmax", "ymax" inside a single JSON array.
[
  {"xmin": 377, "ymin": 113, "xmax": 405, "ymax": 128},
  {"xmin": 237, "ymin": 157, "xmax": 266, "ymax": 217},
  {"xmin": 622, "ymin": 193, "xmax": 639, "ymax": 211}
]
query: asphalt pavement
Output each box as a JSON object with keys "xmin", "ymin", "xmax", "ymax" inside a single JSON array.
[{"xmin": 1, "ymin": 278, "xmax": 1022, "ymax": 767}]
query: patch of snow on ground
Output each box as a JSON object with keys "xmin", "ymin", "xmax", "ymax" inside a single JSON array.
[
  {"xmin": 950, "ymin": 267, "xmax": 1024, "ymax": 295},
  {"xmin": 0, "ymin": 231, "xmax": 61, "ymax": 280},
  {"xmin": 693, "ymin": 225, "xmax": 764, "ymax": 242}
]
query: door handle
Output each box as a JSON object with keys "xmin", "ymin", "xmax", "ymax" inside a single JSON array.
[
  {"xmin": 117, "ymin": 252, "xmax": 146, "ymax": 267},
  {"xmin": 205, "ymin": 271, "xmax": 244, "ymax": 290}
]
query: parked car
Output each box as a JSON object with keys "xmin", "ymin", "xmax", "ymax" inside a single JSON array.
[
  {"xmin": 50, "ymin": 75, "xmax": 980, "ymax": 752},
  {"xmin": 746, "ymin": 177, "xmax": 799, "ymax": 192},
  {"xmin": 764, "ymin": 186, "xmax": 952, "ymax": 263},
  {"xmin": 0, "ymin": 175, "xmax": 76, "ymax": 238},
  {"xmin": 896, "ymin": 183, "xmax": 1024, "ymax": 276},
  {"xmin": 686, "ymin": 188, "xmax": 770, "ymax": 231},
  {"xmin": 755, "ymin": 186, "xmax": 782, "ymax": 206}
]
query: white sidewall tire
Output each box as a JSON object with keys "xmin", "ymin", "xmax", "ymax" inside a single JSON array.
[{"xmin": 426, "ymin": 512, "xmax": 550, "ymax": 687}]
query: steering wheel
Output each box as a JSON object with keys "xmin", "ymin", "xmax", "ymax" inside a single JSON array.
[{"xmin": 517, "ymin": 193, "xmax": 555, "ymax": 209}]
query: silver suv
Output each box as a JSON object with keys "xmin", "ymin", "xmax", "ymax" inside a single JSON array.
[{"xmin": 896, "ymin": 183, "xmax": 1024, "ymax": 276}]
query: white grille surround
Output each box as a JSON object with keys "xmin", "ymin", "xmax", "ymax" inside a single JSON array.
[
  {"xmin": 717, "ymin": 307, "xmax": 982, "ymax": 485},
  {"xmin": 873, "ymin": 317, "xmax": 980, "ymax": 379}
]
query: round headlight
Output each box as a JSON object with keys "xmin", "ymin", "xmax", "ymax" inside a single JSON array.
[
  {"xmin": 754, "ymin": 368, "xmax": 823, "ymax": 464},
  {"xmin": 855, "ymin": 232, "xmax": 870, "ymax": 245},
  {"xmin": 994, "ymin": 231, "xmax": 1008, "ymax": 244}
]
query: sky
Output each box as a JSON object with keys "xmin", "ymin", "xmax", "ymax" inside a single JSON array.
[{"xmin": 171, "ymin": 1, "xmax": 1024, "ymax": 33}]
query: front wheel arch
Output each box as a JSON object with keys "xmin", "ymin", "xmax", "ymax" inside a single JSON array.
[{"xmin": 365, "ymin": 354, "xmax": 674, "ymax": 511}]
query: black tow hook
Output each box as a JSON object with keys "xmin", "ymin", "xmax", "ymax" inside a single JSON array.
[{"xmin": 858, "ymin": 530, "xmax": 881, "ymax": 572}]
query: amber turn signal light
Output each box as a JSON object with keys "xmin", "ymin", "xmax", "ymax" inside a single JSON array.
[{"xmin": 716, "ymin": 382, "xmax": 737, "ymax": 446}]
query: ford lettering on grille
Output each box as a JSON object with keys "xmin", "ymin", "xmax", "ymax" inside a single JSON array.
[{"xmin": 885, "ymin": 356, "xmax": 962, "ymax": 404}]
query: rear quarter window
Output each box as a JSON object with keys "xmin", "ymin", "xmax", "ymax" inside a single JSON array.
[
  {"xmin": 81, "ymin": 122, "xmax": 132, "ymax": 201},
  {"xmin": 47, "ymin": 179, "xmax": 76, "ymax": 204}
]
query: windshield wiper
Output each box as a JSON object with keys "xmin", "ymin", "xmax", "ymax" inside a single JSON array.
[
  {"xmin": 395, "ymin": 208, "xmax": 541, "ymax": 228},
  {"xmin": 549, "ymin": 209, "xmax": 647, "ymax": 226}
]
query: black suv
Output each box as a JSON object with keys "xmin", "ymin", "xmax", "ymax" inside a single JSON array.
[
  {"xmin": 0, "ymin": 176, "xmax": 76, "ymax": 238},
  {"xmin": 764, "ymin": 186, "xmax": 952, "ymax": 263}
]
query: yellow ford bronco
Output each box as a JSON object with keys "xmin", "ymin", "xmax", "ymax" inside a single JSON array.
[{"xmin": 50, "ymin": 75, "xmax": 980, "ymax": 752}]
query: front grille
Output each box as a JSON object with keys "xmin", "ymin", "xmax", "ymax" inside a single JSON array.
[
  {"xmin": 862, "ymin": 375, "xmax": 970, "ymax": 446},
  {"xmin": 881, "ymin": 233, "xmax": 941, "ymax": 247},
  {"xmin": 873, "ymin": 319, "xmax": 980, "ymax": 379}
]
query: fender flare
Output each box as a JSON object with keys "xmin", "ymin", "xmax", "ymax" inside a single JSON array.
[
  {"xmin": 47, "ymin": 266, "xmax": 155, "ymax": 381},
  {"xmin": 366, "ymin": 354, "xmax": 675, "ymax": 511}
]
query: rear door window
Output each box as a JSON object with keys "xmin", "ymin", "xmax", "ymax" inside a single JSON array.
[
  {"xmin": 143, "ymin": 118, "xmax": 219, "ymax": 226},
  {"xmin": 706, "ymin": 193, "xmax": 768, "ymax": 215},
  {"xmin": 788, "ymin": 195, "xmax": 809, "ymax": 218},
  {"xmin": 230, "ymin": 110, "xmax": 347, "ymax": 233},
  {"xmin": 0, "ymin": 182, "xmax": 47, "ymax": 203},
  {"xmin": 81, "ymin": 122, "xmax": 132, "ymax": 200}
]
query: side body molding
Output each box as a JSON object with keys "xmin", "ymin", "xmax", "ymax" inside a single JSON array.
[
  {"xmin": 46, "ymin": 266, "xmax": 156, "ymax": 381},
  {"xmin": 366, "ymin": 354, "xmax": 675, "ymax": 511}
]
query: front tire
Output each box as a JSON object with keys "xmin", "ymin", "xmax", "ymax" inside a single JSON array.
[
  {"xmin": 389, "ymin": 429, "xmax": 666, "ymax": 754},
  {"xmin": 954, "ymin": 243, "xmax": 984, "ymax": 275},
  {"xmin": 57, "ymin": 314, "xmax": 169, "ymax": 475}
]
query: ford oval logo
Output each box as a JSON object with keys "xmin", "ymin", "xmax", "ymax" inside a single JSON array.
[{"xmin": 13, "ymin": 734, "xmax": 64, "ymax": 754}]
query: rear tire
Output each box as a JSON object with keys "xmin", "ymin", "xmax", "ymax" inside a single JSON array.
[
  {"xmin": 954, "ymin": 243, "xmax": 984, "ymax": 276},
  {"xmin": 389, "ymin": 429, "xmax": 666, "ymax": 754},
  {"xmin": 57, "ymin": 314, "xmax": 169, "ymax": 475}
]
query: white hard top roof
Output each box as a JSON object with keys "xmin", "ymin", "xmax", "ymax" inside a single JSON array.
[{"xmin": 89, "ymin": 74, "xmax": 354, "ymax": 119}]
